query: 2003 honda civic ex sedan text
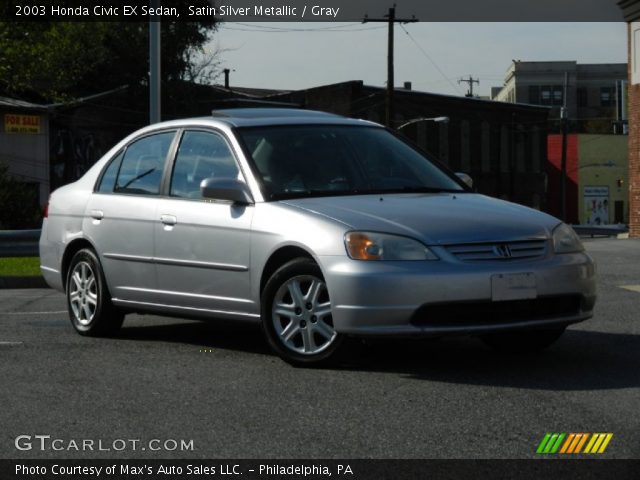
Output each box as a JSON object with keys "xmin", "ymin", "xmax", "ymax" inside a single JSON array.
[{"xmin": 39, "ymin": 108, "xmax": 596, "ymax": 365}]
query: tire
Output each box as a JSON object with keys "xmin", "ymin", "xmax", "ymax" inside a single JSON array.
[
  {"xmin": 66, "ymin": 248, "xmax": 124, "ymax": 336},
  {"xmin": 481, "ymin": 327, "xmax": 566, "ymax": 353},
  {"xmin": 261, "ymin": 258, "xmax": 344, "ymax": 366}
]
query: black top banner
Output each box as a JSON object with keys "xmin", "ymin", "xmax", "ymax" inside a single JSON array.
[{"xmin": 1, "ymin": 0, "xmax": 627, "ymax": 22}]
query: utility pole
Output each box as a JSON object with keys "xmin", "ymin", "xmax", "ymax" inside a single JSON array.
[
  {"xmin": 363, "ymin": 6, "xmax": 418, "ymax": 128},
  {"xmin": 458, "ymin": 76, "xmax": 479, "ymax": 98},
  {"xmin": 560, "ymin": 71, "xmax": 569, "ymax": 222},
  {"xmin": 149, "ymin": 0, "xmax": 161, "ymax": 124}
]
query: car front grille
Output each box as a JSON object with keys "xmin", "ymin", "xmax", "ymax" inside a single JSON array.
[
  {"xmin": 445, "ymin": 239, "xmax": 548, "ymax": 262},
  {"xmin": 410, "ymin": 295, "xmax": 583, "ymax": 328}
]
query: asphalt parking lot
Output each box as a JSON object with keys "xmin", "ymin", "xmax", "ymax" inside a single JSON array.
[{"xmin": 1, "ymin": 238, "xmax": 639, "ymax": 459}]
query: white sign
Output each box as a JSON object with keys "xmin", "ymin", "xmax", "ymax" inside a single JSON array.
[{"xmin": 584, "ymin": 186, "xmax": 609, "ymax": 225}]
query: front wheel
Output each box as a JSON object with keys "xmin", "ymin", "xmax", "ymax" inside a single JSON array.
[
  {"xmin": 481, "ymin": 327, "xmax": 566, "ymax": 353},
  {"xmin": 66, "ymin": 248, "xmax": 124, "ymax": 336},
  {"xmin": 261, "ymin": 258, "xmax": 344, "ymax": 366}
]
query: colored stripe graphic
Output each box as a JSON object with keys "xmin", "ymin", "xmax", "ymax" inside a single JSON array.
[
  {"xmin": 537, "ymin": 433, "xmax": 565, "ymax": 454},
  {"xmin": 537, "ymin": 433, "xmax": 613, "ymax": 454},
  {"xmin": 536, "ymin": 433, "xmax": 552, "ymax": 454},
  {"xmin": 574, "ymin": 433, "xmax": 589, "ymax": 454},
  {"xmin": 559, "ymin": 433, "xmax": 575, "ymax": 454},
  {"xmin": 584, "ymin": 433, "xmax": 614, "ymax": 454},
  {"xmin": 598, "ymin": 433, "xmax": 614, "ymax": 453}
]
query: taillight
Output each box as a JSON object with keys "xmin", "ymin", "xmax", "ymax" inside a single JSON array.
[{"xmin": 43, "ymin": 201, "xmax": 49, "ymax": 218}]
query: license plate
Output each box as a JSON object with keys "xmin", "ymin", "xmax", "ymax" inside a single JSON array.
[{"xmin": 491, "ymin": 273, "xmax": 537, "ymax": 301}]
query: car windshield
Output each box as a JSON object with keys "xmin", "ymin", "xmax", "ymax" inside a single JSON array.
[{"xmin": 236, "ymin": 125, "xmax": 465, "ymax": 200}]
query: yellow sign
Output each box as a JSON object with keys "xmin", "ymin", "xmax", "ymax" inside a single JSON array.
[{"xmin": 4, "ymin": 114, "xmax": 41, "ymax": 134}]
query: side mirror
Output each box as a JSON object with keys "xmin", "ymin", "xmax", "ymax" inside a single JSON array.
[
  {"xmin": 200, "ymin": 178, "xmax": 254, "ymax": 205},
  {"xmin": 455, "ymin": 172, "xmax": 473, "ymax": 189}
]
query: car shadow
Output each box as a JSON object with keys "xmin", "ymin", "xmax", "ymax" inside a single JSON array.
[
  {"xmin": 114, "ymin": 318, "xmax": 272, "ymax": 356},
  {"xmin": 347, "ymin": 329, "xmax": 640, "ymax": 391},
  {"xmin": 113, "ymin": 319, "xmax": 640, "ymax": 391}
]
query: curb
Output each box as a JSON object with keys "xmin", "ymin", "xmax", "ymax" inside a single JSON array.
[{"xmin": 0, "ymin": 276, "xmax": 49, "ymax": 289}]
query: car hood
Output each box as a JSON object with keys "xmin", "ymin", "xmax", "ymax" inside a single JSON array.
[{"xmin": 281, "ymin": 193, "xmax": 560, "ymax": 245}]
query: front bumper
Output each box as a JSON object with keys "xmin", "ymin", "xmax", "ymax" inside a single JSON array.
[{"xmin": 319, "ymin": 251, "xmax": 596, "ymax": 337}]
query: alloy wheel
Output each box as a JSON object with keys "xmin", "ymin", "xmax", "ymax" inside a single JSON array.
[
  {"xmin": 271, "ymin": 275, "xmax": 337, "ymax": 355},
  {"xmin": 69, "ymin": 261, "xmax": 98, "ymax": 325}
]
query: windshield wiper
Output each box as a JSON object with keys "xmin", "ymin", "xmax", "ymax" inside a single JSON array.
[{"xmin": 270, "ymin": 189, "xmax": 355, "ymax": 200}]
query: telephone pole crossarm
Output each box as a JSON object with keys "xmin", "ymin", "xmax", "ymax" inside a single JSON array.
[{"xmin": 458, "ymin": 76, "xmax": 480, "ymax": 98}]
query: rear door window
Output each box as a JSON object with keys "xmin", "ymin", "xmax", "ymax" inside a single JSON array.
[{"xmin": 114, "ymin": 132, "xmax": 175, "ymax": 195}]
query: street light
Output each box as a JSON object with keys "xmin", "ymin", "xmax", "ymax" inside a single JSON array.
[{"xmin": 396, "ymin": 116, "xmax": 450, "ymax": 131}]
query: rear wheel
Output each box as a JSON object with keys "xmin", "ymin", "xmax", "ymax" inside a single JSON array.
[
  {"xmin": 261, "ymin": 258, "xmax": 344, "ymax": 366},
  {"xmin": 481, "ymin": 327, "xmax": 566, "ymax": 353},
  {"xmin": 66, "ymin": 248, "xmax": 124, "ymax": 336}
]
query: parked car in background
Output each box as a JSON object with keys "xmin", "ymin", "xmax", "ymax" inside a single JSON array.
[{"xmin": 39, "ymin": 108, "xmax": 596, "ymax": 365}]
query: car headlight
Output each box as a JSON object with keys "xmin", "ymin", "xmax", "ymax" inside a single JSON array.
[
  {"xmin": 344, "ymin": 232, "xmax": 438, "ymax": 261},
  {"xmin": 552, "ymin": 223, "xmax": 584, "ymax": 253}
]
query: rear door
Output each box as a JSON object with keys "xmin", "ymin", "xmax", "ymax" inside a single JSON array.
[{"xmin": 84, "ymin": 130, "xmax": 176, "ymax": 303}]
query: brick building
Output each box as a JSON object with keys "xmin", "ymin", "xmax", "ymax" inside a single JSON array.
[{"xmin": 619, "ymin": 0, "xmax": 640, "ymax": 236}]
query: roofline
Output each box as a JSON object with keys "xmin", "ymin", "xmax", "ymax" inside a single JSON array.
[{"xmin": 361, "ymin": 83, "xmax": 551, "ymax": 112}]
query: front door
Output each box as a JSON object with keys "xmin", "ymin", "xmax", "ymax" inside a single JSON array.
[{"xmin": 153, "ymin": 130, "xmax": 255, "ymax": 318}]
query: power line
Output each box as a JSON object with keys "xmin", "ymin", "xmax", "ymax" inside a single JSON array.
[{"xmin": 399, "ymin": 25, "xmax": 463, "ymax": 96}]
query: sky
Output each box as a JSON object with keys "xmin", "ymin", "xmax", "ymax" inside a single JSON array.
[{"xmin": 205, "ymin": 22, "xmax": 628, "ymax": 98}]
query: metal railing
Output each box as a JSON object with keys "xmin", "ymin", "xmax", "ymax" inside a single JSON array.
[{"xmin": 0, "ymin": 230, "xmax": 41, "ymax": 257}]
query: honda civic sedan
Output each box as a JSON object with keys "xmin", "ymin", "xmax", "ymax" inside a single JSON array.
[{"xmin": 39, "ymin": 108, "xmax": 596, "ymax": 365}]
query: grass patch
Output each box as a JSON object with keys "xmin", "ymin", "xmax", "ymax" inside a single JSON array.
[{"xmin": 0, "ymin": 257, "xmax": 41, "ymax": 276}]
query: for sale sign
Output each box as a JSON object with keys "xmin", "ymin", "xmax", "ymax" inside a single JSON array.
[{"xmin": 4, "ymin": 114, "xmax": 41, "ymax": 134}]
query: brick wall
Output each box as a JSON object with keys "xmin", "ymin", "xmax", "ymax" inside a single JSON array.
[{"xmin": 629, "ymin": 24, "xmax": 640, "ymax": 237}]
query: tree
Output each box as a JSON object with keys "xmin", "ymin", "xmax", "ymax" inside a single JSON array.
[{"xmin": 0, "ymin": 7, "xmax": 218, "ymax": 102}]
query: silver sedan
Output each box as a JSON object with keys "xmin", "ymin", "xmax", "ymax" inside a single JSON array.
[{"xmin": 39, "ymin": 108, "xmax": 596, "ymax": 365}]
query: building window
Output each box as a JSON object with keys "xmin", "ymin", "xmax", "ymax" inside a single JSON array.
[
  {"xmin": 531, "ymin": 85, "xmax": 564, "ymax": 106},
  {"xmin": 552, "ymin": 87, "xmax": 563, "ymax": 105},
  {"xmin": 600, "ymin": 87, "xmax": 614, "ymax": 106},
  {"xmin": 540, "ymin": 89, "xmax": 551, "ymax": 104}
]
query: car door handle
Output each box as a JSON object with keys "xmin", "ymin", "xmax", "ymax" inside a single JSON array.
[
  {"xmin": 90, "ymin": 209, "xmax": 104, "ymax": 220},
  {"xmin": 160, "ymin": 214, "xmax": 177, "ymax": 226}
]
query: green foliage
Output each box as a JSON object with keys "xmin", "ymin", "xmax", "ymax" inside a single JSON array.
[
  {"xmin": 0, "ymin": 162, "xmax": 42, "ymax": 229},
  {"xmin": 0, "ymin": 14, "xmax": 218, "ymax": 102}
]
